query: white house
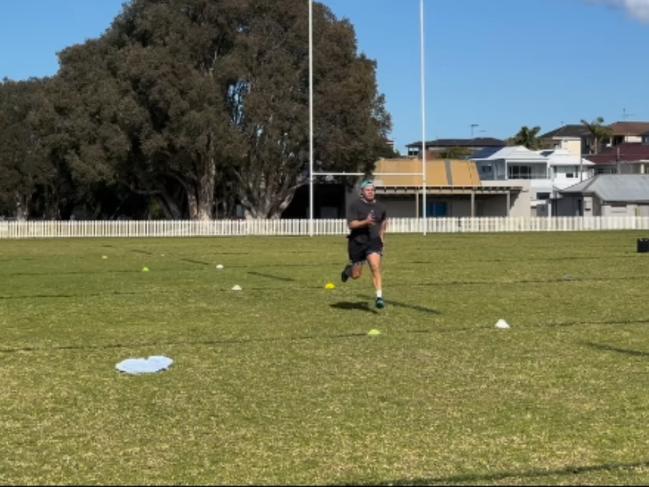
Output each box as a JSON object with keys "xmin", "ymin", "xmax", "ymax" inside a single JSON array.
[{"xmin": 472, "ymin": 142, "xmax": 594, "ymax": 216}]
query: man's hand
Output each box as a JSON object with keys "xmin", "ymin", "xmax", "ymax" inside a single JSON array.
[{"xmin": 366, "ymin": 210, "xmax": 376, "ymax": 227}]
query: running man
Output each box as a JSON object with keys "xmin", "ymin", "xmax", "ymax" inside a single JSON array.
[{"xmin": 340, "ymin": 179, "xmax": 388, "ymax": 309}]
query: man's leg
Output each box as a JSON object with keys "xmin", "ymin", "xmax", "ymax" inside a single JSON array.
[
  {"xmin": 343, "ymin": 240, "xmax": 365, "ymax": 282},
  {"xmin": 367, "ymin": 252, "xmax": 384, "ymax": 308},
  {"xmin": 350, "ymin": 261, "xmax": 363, "ymax": 279}
]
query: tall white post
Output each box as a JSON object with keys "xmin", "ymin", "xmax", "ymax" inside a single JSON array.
[
  {"xmin": 420, "ymin": 0, "xmax": 427, "ymax": 235},
  {"xmin": 308, "ymin": 0, "xmax": 314, "ymax": 237}
]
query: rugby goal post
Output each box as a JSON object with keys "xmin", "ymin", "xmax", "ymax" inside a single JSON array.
[{"xmin": 308, "ymin": 0, "xmax": 429, "ymax": 237}]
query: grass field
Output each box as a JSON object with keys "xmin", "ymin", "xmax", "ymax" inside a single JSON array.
[{"xmin": 2, "ymin": 231, "xmax": 649, "ymax": 485}]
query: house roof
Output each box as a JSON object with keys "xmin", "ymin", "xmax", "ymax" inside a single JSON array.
[
  {"xmin": 541, "ymin": 148, "xmax": 594, "ymax": 166},
  {"xmin": 560, "ymin": 175, "xmax": 649, "ymax": 202},
  {"xmin": 471, "ymin": 146, "xmax": 502, "ymax": 159},
  {"xmin": 540, "ymin": 124, "xmax": 590, "ymax": 139},
  {"xmin": 472, "ymin": 145, "xmax": 547, "ymax": 162},
  {"xmin": 373, "ymin": 157, "xmax": 481, "ymax": 187},
  {"xmin": 586, "ymin": 143, "xmax": 649, "ymax": 165},
  {"xmin": 608, "ymin": 121, "xmax": 649, "ymax": 136},
  {"xmin": 406, "ymin": 137, "xmax": 506, "ymax": 148}
]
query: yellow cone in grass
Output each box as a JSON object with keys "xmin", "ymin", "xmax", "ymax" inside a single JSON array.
[
  {"xmin": 368, "ymin": 329, "xmax": 382, "ymax": 336},
  {"xmin": 142, "ymin": 266, "xmax": 150, "ymax": 272},
  {"xmin": 325, "ymin": 282, "xmax": 336, "ymax": 290},
  {"xmin": 101, "ymin": 255, "xmax": 108, "ymax": 260}
]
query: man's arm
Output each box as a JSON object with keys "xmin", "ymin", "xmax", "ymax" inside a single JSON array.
[
  {"xmin": 379, "ymin": 218, "xmax": 387, "ymax": 242},
  {"xmin": 348, "ymin": 214, "xmax": 375, "ymax": 230}
]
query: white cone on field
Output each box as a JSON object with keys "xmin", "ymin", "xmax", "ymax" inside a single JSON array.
[
  {"xmin": 231, "ymin": 285, "xmax": 242, "ymax": 291},
  {"xmin": 216, "ymin": 264, "xmax": 224, "ymax": 270},
  {"xmin": 495, "ymin": 319, "xmax": 510, "ymax": 329}
]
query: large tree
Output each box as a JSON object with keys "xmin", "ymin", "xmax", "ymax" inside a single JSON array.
[
  {"xmin": 227, "ymin": 1, "xmax": 392, "ymax": 217},
  {"xmin": 0, "ymin": 79, "xmax": 55, "ymax": 219},
  {"xmin": 53, "ymin": 0, "xmax": 392, "ymax": 220}
]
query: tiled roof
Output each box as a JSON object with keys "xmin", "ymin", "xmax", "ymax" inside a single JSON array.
[
  {"xmin": 608, "ymin": 121, "xmax": 649, "ymax": 136},
  {"xmin": 540, "ymin": 125, "xmax": 590, "ymax": 139},
  {"xmin": 586, "ymin": 143, "xmax": 649, "ymax": 165}
]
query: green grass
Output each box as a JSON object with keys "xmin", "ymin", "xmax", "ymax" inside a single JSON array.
[{"xmin": 2, "ymin": 231, "xmax": 649, "ymax": 485}]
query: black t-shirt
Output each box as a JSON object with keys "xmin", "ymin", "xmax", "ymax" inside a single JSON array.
[{"xmin": 346, "ymin": 198, "xmax": 387, "ymax": 243}]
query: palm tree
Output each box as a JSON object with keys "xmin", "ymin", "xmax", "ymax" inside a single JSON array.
[
  {"xmin": 510, "ymin": 126, "xmax": 542, "ymax": 150},
  {"xmin": 580, "ymin": 117, "xmax": 612, "ymax": 155}
]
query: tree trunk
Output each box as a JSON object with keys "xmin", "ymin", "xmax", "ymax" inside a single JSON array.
[
  {"xmin": 15, "ymin": 192, "xmax": 28, "ymax": 221},
  {"xmin": 195, "ymin": 156, "xmax": 216, "ymax": 221},
  {"xmin": 240, "ymin": 183, "xmax": 301, "ymax": 219},
  {"xmin": 184, "ymin": 141, "xmax": 217, "ymax": 221}
]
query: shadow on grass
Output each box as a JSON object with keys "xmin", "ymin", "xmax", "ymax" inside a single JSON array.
[
  {"xmin": 582, "ymin": 341, "xmax": 649, "ymax": 358},
  {"xmin": 368, "ymin": 459, "xmax": 649, "ymax": 485},
  {"xmin": 0, "ymin": 332, "xmax": 371, "ymax": 354},
  {"xmin": 355, "ymin": 294, "xmax": 439, "ymax": 315},
  {"xmin": 403, "ymin": 274, "xmax": 649, "ymax": 288},
  {"xmin": 131, "ymin": 248, "xmax": 154, "ymax": 256},
  {"xmin": 0, "ymin": 291, "xmax": 143, "ymax": 300},
  {"xmin": 247, "ymin": 271, "xmax": 296, "ymax": 282},
  {"xmin": 179, "ymin": 258, "xmax": 212, "ymax": 266},
  {"xmin": 331, "ymin": 301, "xmax": 378, "ymax": 314}
]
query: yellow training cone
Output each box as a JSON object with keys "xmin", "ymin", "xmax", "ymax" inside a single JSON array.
[
  {"xmin": 368, "ymin": 329, "xmax": 382, "ymax": 336},
  {"xmin": 325, "ymin": 282, "xmax": 336, "ymax": 290}
]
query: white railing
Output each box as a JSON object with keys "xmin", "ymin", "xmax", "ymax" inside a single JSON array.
[{"xmin": 1, "ymin": 217, "xmax": 649, "ymax": 239}]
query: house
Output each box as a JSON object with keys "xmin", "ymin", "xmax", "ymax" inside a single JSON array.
[
  {"xmin": 473, "ymin": 145, "xmax": 553, "ymax": 216},
  {"xmin": 586, "ymin": 143, "xmax": 649, "ymax": 175},
  {"xmin": 558, "ymin": 175, "xmax": 649, "ymax": 217},
  {"xmin": 369, "ymin": 157, "xmax": 527, "ymax": 217},
  {"xmin": 541, "ymin": 121, "xmax": 649, "ymax": 156},
  {"xmin": 540, "ymin": 124, "xmax": 594, "ymax": 154},
  {"xmin": 405, "ymin": 138, "xmax": 505, "ymax": 158},
  {"xmin": 539, "ymin": 147, "xmax": 595, "ymax": 190},
  {"xmin": 472, "ymin": 144, "xmax": 594, "ymax": 216},
  {"xmin": 608, "ymin": 121, "xmax": 649, "ymax": 146}
]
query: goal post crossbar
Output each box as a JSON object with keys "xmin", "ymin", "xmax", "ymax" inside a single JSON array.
[{"xmin": 313, "ymin": 172, "xmax": 425, "ymax": 177}]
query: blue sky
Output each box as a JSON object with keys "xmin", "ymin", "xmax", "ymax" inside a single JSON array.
[{"xmin": 1, "ymin": 0, "xmax": 649, "ymax": 153}]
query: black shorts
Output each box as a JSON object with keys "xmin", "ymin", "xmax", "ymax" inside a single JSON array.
[{"xmin": 348, "ymin": 237, "xmax": 383, "ymax": 264}]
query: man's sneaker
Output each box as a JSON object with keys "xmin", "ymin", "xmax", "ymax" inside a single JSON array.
[
  {"xmin": 341, "ymin": 264, "xmax": 352, "ymax": 283},
  {"xmin": 375, "ymin": 297, "xmax": 385, "ymax": 309}
]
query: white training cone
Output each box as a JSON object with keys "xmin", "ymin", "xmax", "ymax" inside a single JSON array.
[
  {"xmin": 216, "ymin": 264, "xmax": 224, "ymax": 270},
  {"xmin": 495, "ymin": 319, "xmax": 511, "ymax": 329},
  {"xmin": 231, "ymin": 285, "xmax": 242, "ymax": 291}
]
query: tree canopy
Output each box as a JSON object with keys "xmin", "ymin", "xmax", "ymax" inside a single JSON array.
[
  {"xmin": 581, "ymin": 117, "xmax": 612, "ymax": 155},
  {"xmin": 0, "ymin": 0, "xmax": 393, "ymax": 220},
  {"xmin": 509, "ymin": 126, "xmax": 542, "ymax": 150}
]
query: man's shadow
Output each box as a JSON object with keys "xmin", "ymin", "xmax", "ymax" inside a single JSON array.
[{"xmin": 330, "ymin": 302, "xmax": 379, "ymax": 314}]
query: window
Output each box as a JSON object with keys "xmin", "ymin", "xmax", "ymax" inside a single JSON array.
[
  {"xmin": 537, "ymin": 192, "xmax": 550, "ymax": 200},
  {"xmin": 565, "ymin": 165, "xmax": 578, "ymax": 178},
  {"xmin": 508, "ymin": 165, "xmax": 532, "ymax": 179}
]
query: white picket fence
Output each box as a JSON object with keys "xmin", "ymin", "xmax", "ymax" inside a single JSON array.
[{"xmin": 1, "ymin": 216, "xmax": 649, "ymax": 239}]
